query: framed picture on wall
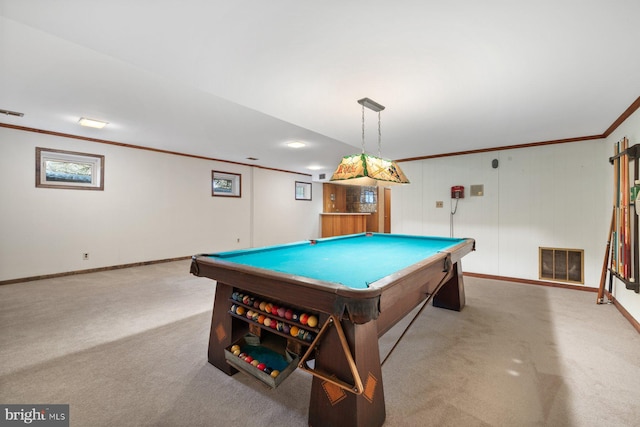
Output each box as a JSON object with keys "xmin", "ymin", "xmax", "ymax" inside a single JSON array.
[
  {"xmin": 212, "ymin": 171, "xmax": 241, "ymax": 197},
  {"xmin": 295, "ymin": 181, "xmax": 312, "ymax": 200},
  {"xmin": 36, "ymin": 147, "xmax": 105, "ymax": 190}
]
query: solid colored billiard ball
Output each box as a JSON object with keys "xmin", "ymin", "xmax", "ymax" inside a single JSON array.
[
  {"xmin": 251, "ymin": 359, "xmax": 260, "ymax": 367},
  {"xmin": 233, "ymin": 349, "xmax": 241, "ymax": 356},
  {"xmin": 263, "ymin": 367, "xmax": 272, "ymax": 375},
  {"xmin": 264, "ymin": 303, "xmax": 273, "ymax": 314},
  {"xmin": 270, "ymin": 370, "xmax": 280, "ymax": 378},
  {"xmin": 277, "ymin": 307, "xmax": 286, "ymax": 318},
  {"xmin": 263, "ymin": 318, "xmax": 272, "ymax": 327},
  {"xmin": 299, "ymin": 313, "xmax": 309, "ymax": 325},
  {"xmin": 235, "ymin": 306, "xmax": 245, "ymax": 316},
  {"xmin": 282, "ymin": 324, "xmax": 290, "ymax": 334},
  {"xmin": 270, "ymin": 320, "xmax": 278, "ymax": 329},
  {"xmin": 230, "ymin": 344, "xmax": 241, "ymax": 353},
  {"xmin": 290, "ymin": 326, "xmax": 299, "ymax": 337},
  {"xmin": 271, "ymin": 305, "xmax": 279, "ymax": 315},
  {"xmin": 244, "ymin": 356, "xmax": 253, "ymax": 363},
  {"xmin": 257, "ymin": 363, "xmax": 266, "ymax": 371},
  {"xmin": 258, "ymin": 314, "xmax": 266, "ymax": 324},
  {"xmin": 284, "ymin": 309, "xmax": 293, "ymax": 320},
  {"xmin": 307, "ymin": 315, "xmax": 318, "ymax": 328},
  {"xmin": 259, "ymin": 301, "xmax": 267, "ymax": 312}
]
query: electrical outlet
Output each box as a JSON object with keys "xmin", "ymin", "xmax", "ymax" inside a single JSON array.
[
  {"xmin": 436, "ymin": 201, "xmax": 444, "ymax": 208},
  {"xmin": 83, "ymin": 253, "xmax": 89, "ymax": 260}
]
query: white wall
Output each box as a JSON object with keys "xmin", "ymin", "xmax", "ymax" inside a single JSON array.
[
  {"xmin": 606, "ymin": 107, "xmax": 640, "ymax": 321},
  {"xmin": 0, "ymin": 127, "xmax": 320, "ymax": 281},
  {"xmin": 392, "ymin": 139, "xmax": 611, "ymax": 285}
]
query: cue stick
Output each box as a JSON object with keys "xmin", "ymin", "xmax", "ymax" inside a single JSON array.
[
  {"xmin": 597, "ymin": 207, "xmax": 615, "ymax": 304},
  {"xmin": 380, "ymin": 269, "xmax": 454, "ymax": 367},
  {"xmin": 624, "ymin": 137, "xmax": 631, "ymax": 279},
  {"xmin": 626, "ymin": 138, "xmax": 632, "ymax": 279},
  {"xmin": 613, "ymin": 141, "xmax": 619, "ymax": 275}
]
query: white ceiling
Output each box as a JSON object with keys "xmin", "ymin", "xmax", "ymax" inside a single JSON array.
[{"xmin": 2, "ymin": 1, "xmax": 640, "ymax": 179}]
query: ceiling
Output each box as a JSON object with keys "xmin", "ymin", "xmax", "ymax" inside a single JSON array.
[{"xmin": 2, "ymin": 1, "xmax": 640, "ymax": 179}]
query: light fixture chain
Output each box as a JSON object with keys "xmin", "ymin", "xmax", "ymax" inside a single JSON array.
[
  {"xmin": 378, "ymin": 111, "xmax": 382, "ymax": 157},
  {"xmin": 361, "ymin": 104, "xmax": 366, "ymax": 153}
]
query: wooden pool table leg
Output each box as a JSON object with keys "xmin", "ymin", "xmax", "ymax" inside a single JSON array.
[
  {"xmin": 432, "ymin": 261, "xmax": 466, "ymax": 311},
  {"xmin": 308, "ymin": 318, "xmax": 385, "ymax": 427},
  {"xmin": 207, "ymin": 282, "xmax": 246, "ymax": 375}
]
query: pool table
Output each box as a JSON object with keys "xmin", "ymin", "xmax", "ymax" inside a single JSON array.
[{"xmin": 190, "ymin": 233, "xmax": 475, "ymax": 427}]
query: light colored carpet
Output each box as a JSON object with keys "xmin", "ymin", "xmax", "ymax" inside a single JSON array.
[{"xmin": 1, "ymin": 260, "xmax": 638, "ymax": 426}]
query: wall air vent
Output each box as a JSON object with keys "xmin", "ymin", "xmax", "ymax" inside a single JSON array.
[{"xmin": 539, "ymin": 247, "xmax": 584, "ymax": 284}]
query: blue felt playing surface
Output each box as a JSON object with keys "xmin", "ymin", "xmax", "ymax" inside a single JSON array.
[{"xmin": 210, "ymin": 233, "xmax": 464, "ymax": 289}]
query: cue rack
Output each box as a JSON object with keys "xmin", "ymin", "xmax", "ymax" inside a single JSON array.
[{"xmin": 599, "ymin": 139, "xmax": 640, "ymax": 303}]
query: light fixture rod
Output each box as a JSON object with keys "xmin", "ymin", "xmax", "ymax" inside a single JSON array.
[{"xmin": 357, "ymin": 97, "xmax": 385, "ymax": 112}]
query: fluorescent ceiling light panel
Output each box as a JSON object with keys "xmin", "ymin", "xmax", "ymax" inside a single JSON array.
[
  {"xmin": 287, "ymin": 141, "xmax": 306, "ymax": 148},
  {"xmin": 78, "ymin": 117, "xmax": 108, "ymax": 129}
]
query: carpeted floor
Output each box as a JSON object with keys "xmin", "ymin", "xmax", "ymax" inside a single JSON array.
[{"xmin": 1, "ymin": 260, "xmax": 638, "ymax": 426}]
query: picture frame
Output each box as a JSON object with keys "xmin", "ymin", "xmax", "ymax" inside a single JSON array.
[
  {"xmin": 212, "ymin": 171, "xmax": 241, "ymax": 197},
  {"xmin": 36, "ymin": 147, "xmax": 105, "ymax": 190},
  {"xmin": 295, "ymin": 181, "xmax": 312, "ymax": 201}
]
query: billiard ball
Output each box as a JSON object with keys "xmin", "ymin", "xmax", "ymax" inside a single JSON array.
[
  {"xmin": 263, "ymin": 317, "xmax": 272, "ymax": 327},
  {"xmin": 246, "ymin": 309, "xmax": 254, "ymax": 319},
  {"xmin": 264, "ymin": 303, "xmax": 273, "ymax": 314},
  {"xmin": 253, "ymin": 300, "xmax": 261, "ymax": 309},
  {"xmin": 282, "ymin": 324, "xmax": 290, "ymax": 334},
  {"xmin": 258, "ymin": 314, "xmax": 266, "ymax": 324},
  {"xmin": 292, "ymin": 312, "xmax": 300, "ymax": 322},
  {"xmin": 233, "ymin": 349, "xmax": 241, "ymax": 356},
  {"xmin": 232, "ymin": 292, "xmax": 239, "ymax": 301},
  {"xmin": 257, "ymin": 363, "xmax": 266, "ymax": 371},
  {"xmin": 263, "ymin": 367, "xmax": 272, "ymax": 375},
  {"xmin": 242, "ymin": 295, "xmax": 250, "ymax": 305},
  {"xmin": 271, "ymin": 305, "xmax": 279, "ymax": 315},
  {"xmin": 290, "ymin": 326, "xmax": 299, "ymax": 337},
  {"xmin": 284, "ymin": 309, "xmax": 293, "ymax": 320},
  {"xmin": 238, "ymin": 353, "xmax": 246, "ymax": 359},
  {"xmin": 230, "ymin": 304, "xmax": 237, "ymax": 313},
  {"xmin": 235, "ymin": 306, "xmax": 245, "ymax": 316},
  {"xmin": 230, "ymin": 344, "xmax": 241, "ymax": 353},
  {"xmin": 299, "ymin": 313, "xmax": 309, "ymax": 325},
  {"xmin": 259, "ymin": 301, "xmax": 267, "ymax": 312},
  {"xmin": 277, "ymin": 307, "xmax": 286, "ymax": 318},
  {"xmin": 307, "ymin": 315, "xmax": 318, "ymax": 328},
  {"xmin": 270, "ymin": 370, "xmax": 280, "ymax": 378},
  {"xmin": 244, "ymin": 356, "xmax": 253, "ymax": 363},
  {"xmin": 251, "ymin": 359, "xmax": 260, "ymax": 367}
]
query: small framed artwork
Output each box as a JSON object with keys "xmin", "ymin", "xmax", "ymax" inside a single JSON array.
[
  {"xmin": 212, "ymin": 171, "xmax": 241, "ymax": 197},
  {"xmin": 295, "ymin": 181, "xmax": 312, "ymax": 200},
  {"xmin": 36, "ymin": 147, "xmax": 105, "ymax": 190}
]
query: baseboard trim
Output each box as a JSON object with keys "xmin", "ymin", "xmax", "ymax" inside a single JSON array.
[
  {"xmin": 464, "ymin": 272, "xmax": 596, "ymax": 292},
  {"xmin": 465, "ymin": 272, "xmax": 639, "ymax": 334},
  {"xmin": 0, "ymin": 256, "xmax": 191, "ymax": 286}
]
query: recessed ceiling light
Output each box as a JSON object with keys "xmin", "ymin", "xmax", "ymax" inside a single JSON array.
[
  {"xmin": 287, "ymin": 141, "xmax": 306, "ymax": 148},
  {"xmin": 307, "ymin": 165, "xmax": 324, "ymax": 170},
  {"xmin": 78, "ymin": 117, "xmax": 108, "ymax": 129}
]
